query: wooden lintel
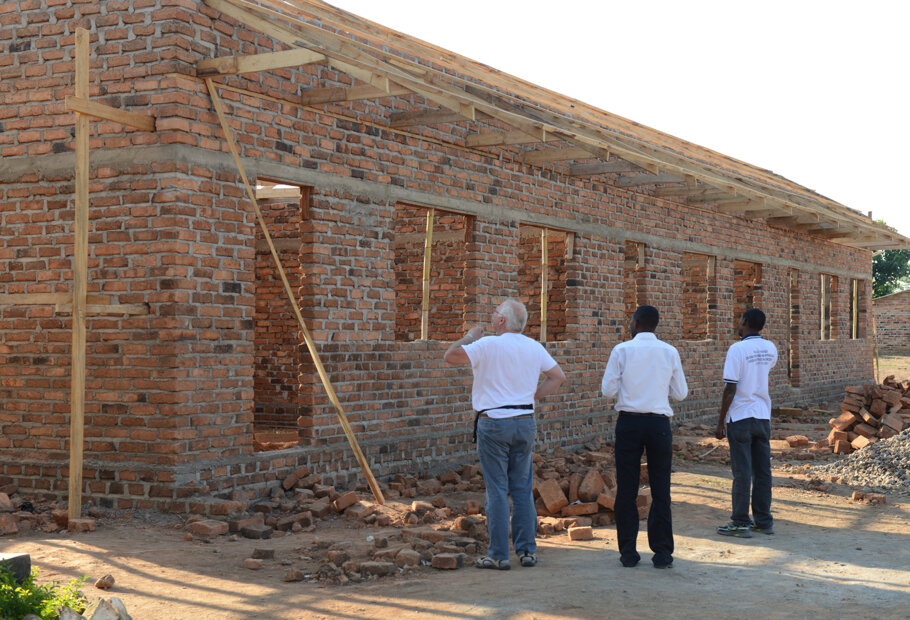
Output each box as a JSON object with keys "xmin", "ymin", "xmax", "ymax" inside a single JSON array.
[
  {"xmin": 56, "ymin": 303, "xmax": 150, "ymax": 316},
  {"xmin": 389, "ymin": 109, "xmax": 473, "ymax": 127},
  {"xmin": 197, "ymin": 47, "xmax": 325, "ymax": 76},
  {"xmin": 714, "ymin": 199, "xmax": 767, "ymax": 213},
  {"xmin": 255, "ymin": 187, "xmax": 301, "ymax": 200},
  {"xmin": 299, "ymin": 83, "xmax": 411, "ymax": 106},
  {"xmin": 466, "ymin": 128, "xmax": 550, "ymax": 147},
  {"xmin": 522, "ymin": 147, "xmax": 594, "ymax": 165},
  {"xmin": 568, "ymin": 160, "xmax": 642, "ymax": 176},
  {"xmin": 64, "ymin": 96, "xmax": 156, "ymax": 132},
  {"xmin": 614, "ymin": 173, "xmax": 682, "ymax": 188}
]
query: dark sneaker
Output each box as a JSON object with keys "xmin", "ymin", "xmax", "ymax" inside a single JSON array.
[
  {"xmin": 717, "ymin": 522, "xmax": 753, "ymax": 538},
  {"xmin": 750, "ymin": 524, "xmax": 774, "ymax": 535},
  {"xmin": 519, "ymin": 552, "xmax": 537, "ymax": 567},
  {"xmin": 654, "ymin": 562, "xmax": 673, "ymax": 569}
]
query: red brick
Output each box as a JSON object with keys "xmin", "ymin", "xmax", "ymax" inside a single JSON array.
[
  {"xmin": 560, "ymin": 502, "xmax": 598, "ymax": 517},
  {"xmin": 187, "ymin": 519, "xmax": 228, "ymax": 537},
  {"xmin": 596, "ymin": 490, "xmax": 615, "ymax": 511},
  {"xmin": 568, "ymin": 525, "xmax": 594, "ymax": 540},
  {"xmin": 431, "ymin": 553, "xmax": 462, "ymax": 570},
  {"xmin": 333, "ymin": 491, "xmax": 358, "ymax": 512},
  {"xmin": 67, "ymin": 518, "xmax": 96, "ymax": 533},
  {"xmin": 785, "ymin": 435, "xmax": 809, "ymax": 447},
  {"xmin": 577, "ymin": 470, "xmax": 605, "ymax": 502},
  {"xmin": 535, "ymin": 479, "xmax": 569, "ymax": 514}
]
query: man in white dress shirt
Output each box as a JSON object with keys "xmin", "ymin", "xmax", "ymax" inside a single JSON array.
[{"xmin": 601, "ymin": 305, "xmax": 688, "ymax": 568}]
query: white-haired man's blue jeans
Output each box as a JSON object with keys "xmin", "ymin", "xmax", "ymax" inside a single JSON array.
[{"xmin": 476, "ymin": 416, "xmax": 537, "ymax": 561}]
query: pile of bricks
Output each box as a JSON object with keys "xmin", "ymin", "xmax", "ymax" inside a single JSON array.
[
  {"xmin": 827, "ymin": 377, "xmax": 909, "ymax": 454},
  {"xmin": 532, "ymin": 446, "xmax": 649, "ymax": 538},
  {"xmin": 0, "ymin": 487, "xmax": 97, "ymax": 537}
]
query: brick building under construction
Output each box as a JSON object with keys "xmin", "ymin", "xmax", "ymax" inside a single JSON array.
[{"xmin": 2, "ymin": 0, "xmax": 909, "ymax": 512}]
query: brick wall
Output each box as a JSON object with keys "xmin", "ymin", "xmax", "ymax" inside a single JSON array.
[
  {"xmin": 0, "ymin": 1, "xmax": 878, "ymax": 511},
  {"xmin": 873, "ymin": 290, "xmax": 910, "ymax": 353}
]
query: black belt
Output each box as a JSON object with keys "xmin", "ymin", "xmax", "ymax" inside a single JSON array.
[
  {"xmin": 473, "ymin": 405, "xmax": 534, "ymax": 443},
  {"xmin": 619, "ymin": 411, "xmax": 666, "ymax": 417}
]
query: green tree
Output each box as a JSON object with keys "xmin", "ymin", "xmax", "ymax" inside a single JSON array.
[{"xmin": 872, "ymin": 249, "xmax": 910, "ymax": 298}]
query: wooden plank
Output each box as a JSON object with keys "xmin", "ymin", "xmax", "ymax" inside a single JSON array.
[
  {"xmin": 613, "ymin": 173, "xmax": 682, "ymax": 187},
  {"xmin": 68, "ymin": 27, "xmax": 90, "ymax": 522},
  {"xmin": 205, "ymin": 78, "xmax": 385, "ymax": 505},
  {"xmin": 197, "ymin": 47, "xmax": 325, "ymax": 76},
  {"xmin": 465, "ymin": 128, "xmax": 550, "ymax": 147},
  {"xmin": 56, "ymin": 303, "xmax": 150, "ymax": 316},
  {"xmin": 568, "ymin": 160, "xmax": 642, "ymax": 176},
  {"xmin": 389, "ymin": 109, "xmax": 471, "ymax": 127},
  {"xmin": 686, "ymin": 191, "xmax": 739, "ymax": 204},
  {"xmin": 653, "ymin": 184, "xmax": 714, "ymax": 198},
  {"xmin": 255, "ymin": 187, "xmax": 301, "ymax": 200},
  {"xmin": 420, "ymin": 208, "xmax": 434, "ymax": 341},
  {"xmin": 299, "ymin": 83, "xmax": 411, "ymax": 106},
  {"xmin": 0, "ymin": 293, "xmax": 108, "ymax": 305},
  {"xmin": 522, "ymin": 147, "xmax": 594, "ymax": 165},
  {"xmin": 565, "ymin": 232, "xmax": 575, "ymax": 261},
  {"xmin": 540, "ymin": 228, "xmax": 548, "ymax": 344},
  {"xmin": 64, "ymin": 96, "xmax": 156, "ymax": 132}
]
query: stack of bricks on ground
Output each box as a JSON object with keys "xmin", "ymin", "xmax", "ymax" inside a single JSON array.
[{"xmin": 825, "ymin": 376, "xmax": 909, "ymax": 454}]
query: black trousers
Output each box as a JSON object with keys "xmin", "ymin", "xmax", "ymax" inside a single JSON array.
[{"xmin": 613, "ymin": 413, "xmax": 674, "ymax": 566}]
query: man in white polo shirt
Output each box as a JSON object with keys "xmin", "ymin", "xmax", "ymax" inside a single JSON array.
[
  {"xmin": 602, "ymin": 305, "xmax": 688, "ymax": 569},
  {"xmin": 715, "ymin": 307, "xmax": 778, "ymax": 538},
  {"xmin": 444, "ymin": 298, "xmax": 566, "ymax": 570}
]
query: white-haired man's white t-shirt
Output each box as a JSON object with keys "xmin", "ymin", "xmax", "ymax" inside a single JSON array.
[{"xmin": 463, "ymin": 332, "xmax": 557, "ymax": 418}]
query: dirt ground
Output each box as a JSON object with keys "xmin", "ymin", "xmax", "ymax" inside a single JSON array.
[{"xmin": 3, "ymin": 460, "xmax": 909, "ymax": 620}]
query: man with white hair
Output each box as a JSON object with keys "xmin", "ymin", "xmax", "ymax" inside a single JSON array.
[{"xmin": 445, "ymin": 298, "xmax": 566, "ymax": 570}]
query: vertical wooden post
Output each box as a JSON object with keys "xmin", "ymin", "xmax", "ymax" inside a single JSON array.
[
  {"xmin": 205, "ymin": 79, "xmax": 384, "ymax": 504},
  {"xmin": 420, "ymin": 208, "xmax": 434, "ymax": 341},
  {"xmin": 540, "ymin": 227, "xmax": 548, "ymax": 343},
  {"xmin": 68, "ymin": 27, "xmax": 90, "ymax": 520}
]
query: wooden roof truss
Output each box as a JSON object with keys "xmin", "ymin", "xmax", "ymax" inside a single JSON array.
[{"xmin": 199, "ymin": 0, "xmax": 908, "ymax": 250}]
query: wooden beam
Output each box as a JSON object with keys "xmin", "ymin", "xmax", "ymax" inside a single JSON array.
[
  {"xmin": 420, "ymin": 208, "xmax": 434, "ymax": 341},
  {"xmin": 299, "ymin": 83, "xmax": 411, "ymax": 106},
  {"xmin": 540, "ymin": 227, "xmax": 548, "ymax": 344},
  {"xmin": 389, "ymin": 108, "xmax": 476, "ymax": 127},
  {"xmin": 568, "ymin": 160, "xmax": 642, "ymax": 176},
  {"xmin": 465, "ymin": 128, "xmax": 551, "ymax": 147},
  {"xmin": 686, "ymin": 191, "xmax": 739, "ymax": 204},
  {"xmin": 522, "ymin": 147, "xmax": 595, "ymax": 165},
  {"xmin": 64, "ymin": 96, "xmax": 156, "ymax": 132},
  {"xmin": 653, "ymin": 184, "xmax": 714, "ymax": 198},
  {"xmin": 714, "ymin": 199, "xmax": 768, "ymax": 213},
  {"xmin": 255, "ymin": 187, "xmax": 301, "ymax": 200},
  {"xmin": 69, "ymin": 27, "xmax": 90, "ymax": 522},
  {"xmin": 614, "ymin": 173, "xmax": 682, "ymax": 188},
  {"xmin": 197, "ymin": 47, "xmax": 325, "ymax": 76},
  {"xmin": 205, "ymin": 78, "xmax": 385, "ymax": 505}
]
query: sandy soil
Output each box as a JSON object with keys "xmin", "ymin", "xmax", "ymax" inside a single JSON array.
[{"xmin": 3, "ymin": 461, "xmax": 909, "ymax": 620}]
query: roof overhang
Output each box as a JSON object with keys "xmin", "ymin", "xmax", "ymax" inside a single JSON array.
[{"xmin": 199, "ymin": 0, "xmax": 910, "ymax": 251}]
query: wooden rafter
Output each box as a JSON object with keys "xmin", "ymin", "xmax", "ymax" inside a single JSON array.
[
  {"xmin": 522, "ymin": 147, "xmax": 595, "ymax": 165},
  {"xmin": 466, "ymin": 127, "xmax": 551, "ymax": 147},
  {"xmin": 203, "ymin": 0, "xmax": 910, "ymax": 249},
  {"xmin": 614, "ymin": 173, "xmax": 682, "ymax": 188},
  {"xmin": 197, "ymin": 47, "xmax": 324, "ymax": 76},
  {"xmin": 568, "ymin": 160, "xmax": 644, "ymax": 176},
  {"xmin": 389, "ymin": 108, "xmax": 477, "ymax": 127},
  {"xmin": 64, "ymin": 96, "xmax": 156, "ymax": 132},
  {"xmin": 299, "ymin": 83, "xmax": 411, "ymax": 106}
]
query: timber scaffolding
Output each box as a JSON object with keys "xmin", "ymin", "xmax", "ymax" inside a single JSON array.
[{"xmin": 0, "ymin": 0, "xmax": 909, "ymax": 515}]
